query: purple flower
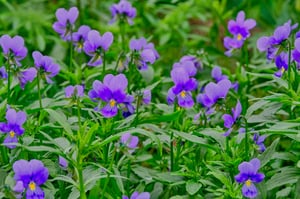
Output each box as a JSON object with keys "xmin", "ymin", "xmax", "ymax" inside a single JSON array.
[
  {"xmin": 142, "ymin": 89, "xmax": 151, "ymax": 105},
  {"xmin": 211, "ymin": 66, "xmax": 228, "ymax": 82},
  {"xmin": 122, "ymin": 191, "xmax": 150, "ymax": 199},
  {"xmin": 253, "ymin": 133, "xmax": 266, "ymax": 152},
  {"xmin": 32, "ymin": 51, "xmax": 60, "ymax": 83},
  {"xmin": 121, "ymin": 95, "xmax": 135, "ymax": 118},
  {"xmin": 257, "ymin": 20, "xmax": 298, "ymax": 60},
  {"xmin": 292, "ymin": 38, "xmax": 300, "ymax": 68},
  {"xmin": 83, "ymin": 30, "xmax": 114, "ymax": 67},
  {"xmin": 18, "ymin": 67, "xmax": 37, "ymax": 89},
  {"xmin": 196, "ymin": 79, "xmax": 231, "ymax": 108},
  {"xmin": 223, "ymin": 36, "xmax": 244, "ymax": 56},
  {"xmin": 72, "ymin": 25, "xmax": 91, "ymax": 52},
  {"xmin": 227, "ymin": 11, "xmax": 256, "ymax": 40},
  {"xmin": 129, "ymin": 37, "xmax": 159, "ymax": 70},
  {"xmin": 65, "ymin": 85, "xmax": 84, "ymax": 98},
  {"xmin": 59, "ymin": 156, "xmax": 68, "ymax": 169},
  {"xmin": 53, "ymin": 7, "xmax": 79, "ymax": 40},
  {"xmin": 13, "ymin": 159, "xmax": 49, "ymax": 199},
  {"xmin": 110, "ymin": 0, "xmax": 137, "ymax": 25},
  {"xmin": 0, "ymin": 66, "xmax": 8, "ymax": 79},
  {"xmin": 0, "ymin": 35, "xmax": 27, "ymax": 66},
  {"xmin": 274, "ymin": 52, "xmax": 288, "ymax": 77},
  {"xmin": 222, "ymin": 100, "xmax": 242, "ymax": 136},
  {"xmin": 235, "ymin": 158, "xmax": 265, "ymax": 198},
  {"xmin": 180, "ymin": 55, "xmax": 202, "ymax": 70},
  {"xmin": 88, "ymin": 74, "xmax": 129, "ymax": 118},
  {"xmin": 0, "ymin": 109, "xmax": 26, "ymax": 149},
  {"xmin": 167, "ymin": 67, "xmax": 197, "ymax": 108},
  {"xmin": 120, "ymin": 132, "xmax": 139, "ymax": 153},
  {"xmin": 172, "ymin": 61, "xmax": 197, "ymax": 77}
]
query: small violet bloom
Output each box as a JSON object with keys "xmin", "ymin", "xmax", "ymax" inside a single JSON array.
[
  {"xmin": 0, "ymin": 109, "xmax": 26, "ymax": 149},
  {"xmin": 110, "ymin": 0, "xmax": 137, "ymax": 25},
  {"xmin": 18, "ymin": 67, "xmax": 37, "ymax": 89},
  {"xmin": 222, "ymin": 100, "xmax": 242, "ymax": 136},
  {"xmin": 211, "ymin": 66, "xmax": 228, "ymax": 83},
  {"xmin": 0, "ymin": 35, "xmax": 27, "ymax": 66},
  {"xmin": 0, "ymin": 66, "xmax": 8, "ymax": 79},
  {"xmin": 253, "ymin": 133, "xmax": 266, "ymax": 153},
  {"xmin": 129, "ymin": 37, "xmax": 159, "ymax": 70},
  {"xmin": 167, "ymin": 67, "xmax": 197, "ymax": 108},
  {"xmin": 59, "ymin": 156, "xmax": 68, "ymax": 169},
  {"xmin": 65, "ymin": 85, "xmax": 84, "ymax": 98},
  {"xmin": 235, "ymin": 158, "xmax": 265, "ymax": 198},
  {"xmin": 53, "ymin": 7, "xmax": 79, "ymax": 40},
  {"xmin": 196, "ymin": 79, "xmax": 231, "ymax": 109},
  {"xmin": 120, "ymin": 132, "xmax": 139, "ymax": 153},
  {"xmin": 122, "ymin": 191, "xmax": 150, "ymax": 199},
  {"xmin": 72, "ymin": 25, "xmax": 91, "ymax": 52},
  {"xmin": 274, "ymin": 52, "xmax": 288, "ymax": 77},
  {"xmin": 13, "ymin": 159, "xmax": 49, "ymax": 199},
  {"xmin": 142, "ymin": 89, "xmax": 151, "ymax": 105},
  {"xmin": 172, "ymin": 60, "xmax": 197, "ymax": 77},
  {"xmin": 89, "ymin": 74, "xmax": 131, "ymax": 118},
  {"xmin": 292, "ymin": 38, "xmax": 300, "ymax": 69},
  {"xmin": 180, "ymin": 55, "xmax": 202, "ymax": 70},
  {"xmin": 224, "ymin": 11, "xmax": 256, "ymax": 56},
  {"xmin": 32, "ymin": 51, "xmax": 60, "ymax": 83},
  {"xmin": 83, "ymin": 30, "xmax": 113, "ymax": 66}
]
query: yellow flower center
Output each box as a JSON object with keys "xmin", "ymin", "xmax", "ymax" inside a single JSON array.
[
  {"xmin": 180, "ymin": 91, "xmax": 186, "ymax": 98},
  {"xmin": 237, "ymin": 34, "xmax": 242, "ymax": 41},
  {"xmin": 281, "ymin": 67, "xmax": 285, "ymax": 73},
  {"xmin": 245, "ymin": 179, "xmax": 252, "ymax": 187},
  {"xmin": 29, "ymin": 182, "xmax": 36, "ymax": 191},
  {"xmin": 109, "ymin": 99, "xmax": 116, "ymax": 107},
  {"xmin": 9, "ymin": 131, "xmax": 15, "ymax": 138}
]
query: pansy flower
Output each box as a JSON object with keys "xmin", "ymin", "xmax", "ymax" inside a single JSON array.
[
  {"xmin": 89, "ymin": 74, "xmax": 131, "ymax": 118},
  {"xmin": 253, "ymin": 133, "xmax": 266, "ymax": 153},
  {"xmin": 0, "ymin": 35, "xmax": 27, "ymax": 66},
  {"xmin": 235, "ymin": 158, "xmax": 265, "ymax": 198},
  {"xmin": 172, "ymin": 60, "xmax": 197, "ymax": 77},
  {"xmin": 122, "ymin": 191, "xmax": 150, "ymax": 199},
  {"xmin": 274, "ymin": 52, "xmax": 288, "ymax": 77},
  {"xmin": 53, "ymin": 7, "xmax": 79, "ymax": 40},
  {"xmin": 180, "ymin": 55, "xmax": 202, "ymax": 70},
  {"xmin": 83, "ymin": 30, "xmax": 114, "ymax": 67},
  {"xmin": 0, "ymin": 108, "xmax": 26, "ymax": 149},
  {"xmin": 222, "ymin": 100, "xmax": 242, "ymax": 136},
  {"xmin": 167, "ymin": 67, "xmax": 197, "ymax": 108},
  {"xmin": 18, "ymin": 67, "xmax": 37, "ymax": 89},
  {"xmin": 129, "ymin": 37, "xmax": 159, "ymax": 70},
  {"xmin": 0, "ymin": 66, "xmax": 8, "ymax": 79},
  {"xmin": 72, "ymin": 25, "xmax": 91, "ymax": 52},
  {"xmin": 120, "ymin": 132, "xmax": 139, "ymax": 154},
  {"xmin": 65, "ymin": 85, "xmax": 84, "ymax": 98},
  {"xmin": 13, "ymin": 159, "xmax": 49, "ymax": 199},
  {"xmin": 59, "ymin": 156, "xmax": 68, "ymax": 169},
  {"xmin": 110, "ymin": 0, "xmax": 137, "ymax": 25}
]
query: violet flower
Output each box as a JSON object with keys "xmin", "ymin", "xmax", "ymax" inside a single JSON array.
[
  {"xmin": 89, "ymin": 74, "xmax": 130, "ymax": 118},
  {"xmin": 196, "ymin": 79, "xmax": 231, "ymax": 109},
  {"xmin": 222, "ymin": 100, "xmax": 242, "ymax": 136},
  {"xmin": 274, "ymin": 52, "xmax": 288, "ymax": 77},
  {"xmin": 72, "ymin": 25, "xmax": 91, "ymax": 52},
  {"xmin": 235, "ymin": 158, "xmax": 265, "ymax": 198},
  {"xmin": 253, "ymin": 133, "xmax": 266, "ymax": 153},
  {"xmin": 53, "ymin": 7, "xmax": 79, "ymax": 40},
  {"xmin": 0, "ymin": 108, "xmax": 26, "ymax": 149},
  {"xmin": 120, "ymin": 132, "xmax": 139, "ymax": 153},
  {"xmin": 129, "ymin": 37, "xmax": 159, "ymax": 70},
  {"xmin": 110, "ymin": 0, "xmax": 137, "ymax": 25},
  {"xmin": 211, "ymin": 66, "xmax": 228, "ymax": 82},
  {"xmin": 0, "ymin": 66, "xmax": 8, "ymax": 79},
  {"xmin": 13, "ymin": 159, "xmax": 49, "ymax": 199},
  {"xmin": 122, "ymin": 191, "xmax": 150, "ymax": 199},
  {"xmin": 180, "ymin": 55, "xmax": 202, "ymax": 70},
  {"xmin": 142, "ymin": 89, "xmax": 151, "ymax": 105},
  {"xmin": 167, "ymin": 67, "xmax": 197, "ymax": 108},
  {"xmin": 32, "ymin": 51, "xmax": 60, "ymax": 83},
  {"xmin": 0, "ymin": 35, "xmax": 27, "ymax": 66},
  {"xmin": 83, "ymin": 30, "xmax": 114, "ymax": 67},
  {"xmin": 18, "ymin": 67, "xmax": 37, "ymax": 89},
  {"xmin": 172, "ymin": 60, "xmax": 197, "ymax": 77},
  {"xmin": 292, "ymin": 38, "xmax": 300, "ymax": 69},
  {"xmin": 59, "ymin": 156, "xmax": 68, "ymax": 169},
  {"xmin": 65, "ymin": 85, "xmax": 84, "ymax": 98}
]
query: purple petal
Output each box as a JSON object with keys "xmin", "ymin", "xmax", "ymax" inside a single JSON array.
[
  {"xmin": 141, "ymin": 49, "xmax": 156, "ymax": 64},
  {"xmin": 222, "ymin": 114, "xmax": 234, "ymax": 128},
  {"xmin": 251, "ymin": 173, "xmax": 265, "ymax": 183},
  {"xmin": 4, "ymin": 134, "xmax": 18, "ymax": 149},
  {"xmin": 105, "ymin": 74, "xmax": 128, "ymax": 92},
  {"xmin": 101, "ymin": 103, "xmax": 118, "ymax": 118},
  {"xmin": 6, "ymin": 109, "xmax": 17, "ymax": 124},
  {"xmin": 236, "ymin": 11, "xmax": 245, "ymax": 24},
  {"xmin": 100, "ymin": 32, "xmax": 114, "ymax": 51},
  {"xmin": 26, "ymin": 185, "xmax": 45, "ymax": 199},
  {"xmin": 256, "ymin": 36, "xmax": 270, "ymax": 52},
  {"xmin": 233, "ymin": 100, "xmax": 242, "ymax": 121},
  {"xmin": 59, "ymin": 156, "xmax": 68, "ymax": 169},
  {"xmin": 29, "ymin": 159, "xmax": 49, "ymax": 185},
  {"xmin": 177, "ymin": 91, "xmax": 194, "ymax": 108},
  {"xmin": 244, "ymin": 19, "xmax": 256, "ymax": 29},
  {"xmin": 249, "ymin": 158, "xmax": 260, "ymax": 173},
  {"xmin": 13, "ymin": 160, "xmax": 31, "ymax": 183},
  {"xmin": 65, "ymin": 86, "xmax": 75, "ymax": 98},
  {"xmin": 234, "ymin": 172, "xmax": 248, "ymax": 183},
  {"xmin": 136, "ymin": 192, "xmax": 151, "ymax": 199},
  {"xmin": 142, "ymin": 90, "xmax": 151, "ymax": 105},
  {"xmin": 242, "ymin": 183, "xmax": 257, "ymax": 198},
  {"xmin": 67, "ymin": 7, "xmax": 79, "ymax": 24},
  {"xmin": 13, "ymin": 181, "xmax": 25, "ymax": 193},
  {"xmin": 167, "ymin": 88, "xmax": 176, "ymax": 105},
  {"xmin": 171, "ymin": 67, "xmax": 189, "ymax": 85}
]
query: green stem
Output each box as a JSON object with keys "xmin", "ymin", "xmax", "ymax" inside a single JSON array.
[
  {"xmin": 6, "ymin": 63, "xmax": 11, "ymax": 104},
  {"xmin": 120, "ymin": 21, "xmax": 126, "ymax": 51},
  {"xmin": 287, "ymin": 40, "xmax": 292, "ymax": 91},
  {"xmin": 37, "ymin": 70, "xmax": 43, "ymax": 110},
  {"xmin": 126, "ymin": 159, "xmax": 131, "ymax": 195},
  {"xmin": 244, "ymin": 118, "xmax": 249, "ymax": 161},
  {"xmin": 170, "ymin": 131, "xmax": 174, "ymax": 172},
  {"xmin": 0, "ymin": 147, "xmax": 8, "ymax": 166},
  {"xmin": 101, "ymin": 148, "xmax": 116, "ymax": 199},
  {"xmin": 102, "ymin": 51, "xmax": 106, "ymax": 80},
  {"xmin": 134, "ymin": 95, "xmax": 141, "ymax": 127},
  {"xmin": 69, "ymin": 31, "xmax": 74, "ymax": 72}
]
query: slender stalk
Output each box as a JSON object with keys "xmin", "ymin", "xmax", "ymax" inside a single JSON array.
[
  {"xmin": 6, "ymin": 62, "xmax": 11, "ymax": 104},
  {"xmin": 134, "ymin": 95, "xmax": 141, "ymax": 127},
  {"xmin": 101, "ymin": 148, "xmax": 116, "ymax": 199},
  {"xmin": 69, "ymin": 30, "xmax": 74, "ymax": 72},
  {"xmin": 102, "ymin": 51, "xmax": 106, "ymax": 80},
  {"xmin": 120, "ymin": 21, "xmax": 126, "ymax": 51},
  {"xmin": 126, "ymin": 159, "xmax": 131, "ymax": 195},
  {"xmin": 37, "ymin": 70, "xmax": 43, "ymax": 110},
  {"xmin": 244, "ymin": 118, "xmax": 249, "ymax": 161},
  {"xmin": 170, "ymin": 131, "xmax": 174, "ymax": 172}
]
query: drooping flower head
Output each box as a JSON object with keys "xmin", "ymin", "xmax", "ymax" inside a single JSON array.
[
  {"xmin": 59, "ymin": 156, "xmax": 68, "ymax": 169},
  {"xmin": 13, "ymin": 159, "xmax": 49, "ymax": 199},
  {"xmin": 167, "ymin": 67, "xmax": 197, "ymax": 108},
  {"xmin": 122, "ymin": 191, "xmax": 150, "ymax": 199},
  {"xmin": 129, "ymin": 37, "xmax": 159, "ymax": 70},
  {"xmin": 65, "ymin": 85, "xmax": 84, "ymax": 98},
  {"xmin": 0, "ymin": 35, "xmax": 27, "ymax": 66},
  {"xmin": 0, "ymin": 108, "xmax": 26, "ymax": 149},
  {"xmin": 32, "ymin": 51, "xmax": 60, "ymax": 83},
  {"xmin": 110, "ymin": 0, "xmax": 137, "ymax": 25},
  {"xmin": 72, "ymin": 25, "xmax": 91, "ymax": 52},
  {"xmin": 222, "ymin": 100, "xmax": 242, "ymax": 136},
  {"xmin": 224, "ymin": 11, "xmax": 256, "ymax": 56},
  {"xmin": 89, "ymin": 74, "xmax": 131, "ymax": 118},
  {"xmin": 83, "ymin": 30, "xmax": 114, "ymax": 67},
  {"xmin": 235, "ymin": 158, "xmax": 265, "ymax": 198},
  {"xmin": 120, "ymin": 132, "xmax": 139, "ymax": 154},
  {"xmin": 53, "ymin": 7, "xmax": 79, "ymax": 40},
  {"xmin": 253, "ymin": 133, "xmax": 266, "ymax": 153}
]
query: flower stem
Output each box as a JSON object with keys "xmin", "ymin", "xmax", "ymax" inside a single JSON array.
[
  {"xmin": 37, "ymin": 70, "xmax": 43, "ymax": 110},
  {"xmin": 244, "ymin": 119, "xmax": 249, "ymax": 161},
  {"xmin": 6, "ymin": 63, "xmax": 11, "ymax": 104},
  {"xmin": 120, "ymin": 21, "xmax": 126, "ymax": 51},
  {"xmin": 102, "ymin": 51, "xmax": 106, "ymax": 80},
  {"xmin": 101, "ymin": 148, "xmax": 116, "ymax": 199},
  {"xmin": 170, "ymin": 131, "xmax": 174, "ymax": 172},
  {"xmin": 126, "ymin": 159, "xmax": 131, "ymax": 195},
  {"xmin": 134, "ymin": 95, "xmax": 141, "ymax": 127},
  {"xmin": 69, "ymin": 32, "xmax": 74, "ymax": 72}
]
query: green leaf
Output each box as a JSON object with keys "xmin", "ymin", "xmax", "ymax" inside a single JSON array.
[
  {"xmin": 267, "ymin": 167, "xmax": 300, "ymax": 190},
  {"xmin": 186, "ymin": 181, "xmax": 202, "ymax": 195},
  {"xmin": 259, "ymin": 138, "xmax": 279, "ymax": 167}
]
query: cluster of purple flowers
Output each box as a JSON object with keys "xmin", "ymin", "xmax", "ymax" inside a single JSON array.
[
  {"xmin": 224, "ymin": 11, "xmax": 256, "ymax": 56},
  {"xmin": 257, "ymin": 20, "xmax": 299, "ymax": 77}
]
